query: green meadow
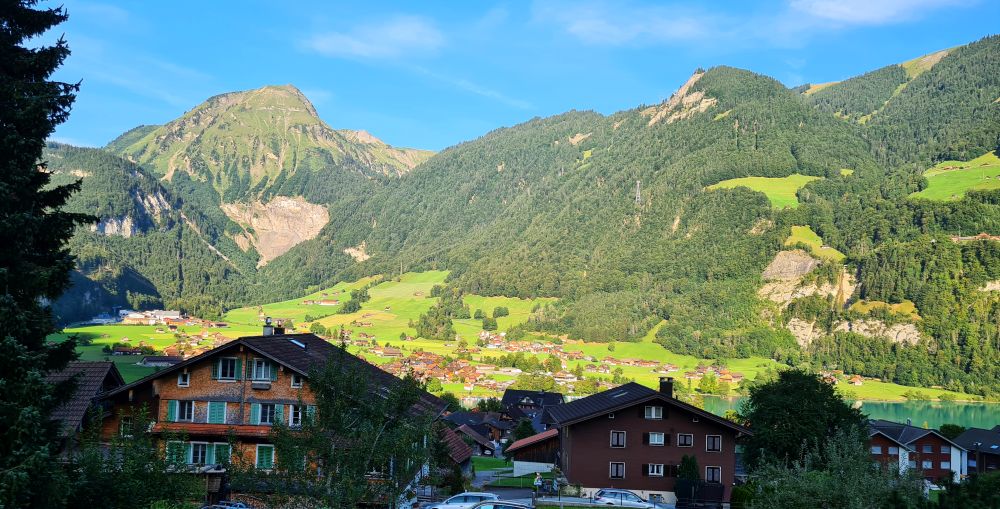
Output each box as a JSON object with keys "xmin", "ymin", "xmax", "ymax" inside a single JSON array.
[
  {"xmin": 223, "ymin": 275, "xmax": 380, "ymax": 325},
  {"xmin": 785, "ymin": 225, "xmax": 846, "ymax": 262},
  {"xmin": 706, "ymin": 173, "xmax": 822, "ymax": 209},
  {"xmin": 910, "ymin": 151, "xmax": 1000, "ymax": 201},
  {"xmin": 850, "ymin": 299, "xmax": 920, "ymax": 320}
]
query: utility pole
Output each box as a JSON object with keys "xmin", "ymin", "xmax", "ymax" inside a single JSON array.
[{"xmin": 635, "ymin": 180, "xmax": 641, "ymax": 206}]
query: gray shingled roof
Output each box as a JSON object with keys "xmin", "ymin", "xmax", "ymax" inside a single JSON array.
[
  {"xmin": 501, "ymin": 389, "xmax": 564, "ymax": 409},
  {"xmin": 544, "ymin": 382, "xmax": 750, "ymax": 434},
  {"xmin": 46, "ymin": 361, "xmax": 124, "ymax": 437},
  {"xmin": 954, "ymin": 426, "xmax": 1000, "ymax": 454},
  {"xmin": 869, "ymin": 419, "xmax": 964, "ymax": 450}
]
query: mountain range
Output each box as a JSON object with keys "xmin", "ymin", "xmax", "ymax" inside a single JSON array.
[{"xmin": 51, "ymin": 35, "xmax": 1000, "ymax": 395}]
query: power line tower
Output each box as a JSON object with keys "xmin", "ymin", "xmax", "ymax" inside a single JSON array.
[{"xmin": 634, "ymin": 180, "xmax": 641, "ymax": 205}]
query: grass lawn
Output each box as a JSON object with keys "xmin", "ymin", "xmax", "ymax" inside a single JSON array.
[
  {"xmin": 849, "ymin": 299, "xmax": 920, "ymax": 320},
  {"xmin": 454, "ymin": 294, "xmax": 557, "ymax": 341},
  {"xmin": 785, "ymin": 225, "xmax": 846, "ymax": 262},
  {"xmin": 910, "ymin": 151, "xmax": 1000, "ymax": 201},
  {"xmin": 706, "ymin": 173, "xmax": 822, "ymax": 209},
  {"xmin": 838, "ymin": 379, "xmax": 967, "ymax": 402},
  {"xmin": 840, "ymin": 168, "xmax": 854, "ymax": 176},
  {"xmin": 224, "ymin": 275, "xmax": 380, "ymax": 325},
  {"xmin": 471, "ymin": 456, "xmax": 511, "ymax": 471},
  {"xmin": 486, "ymin": 470, "xmax": 554, "ymax": 488}
]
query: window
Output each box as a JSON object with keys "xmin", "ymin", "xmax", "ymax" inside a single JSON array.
[
  {"xmin": 649, "ymin": 432, "xmax": 665, "ymax": 446},
  {"xmin": 214, "ymin": 443, "xmax": 231, "ymax": 465},
  {"xmin": 290, "ymin": 405, "xmax": 303, "ymax": 427},
  {"xmin": 644, "ymin": 405, "xmax": 663, "ymax": 419},
  {"xmin": 291, "ymin": 373, "xmax": 303, "ymax": 388},
  {"xmin": 177, "ymin": 372, "xmax": 190, "ymax": 387},
  {"xmin": 922, "ymin": 460, "xmax": 933, "ymax": 469},
  {"xmin": 218, "ymin": 357, "xmax": 237, "ymax": 380},
  {"xmin": 608, "ymin": 413, "xmax": 615, "ymax": 419},
  {"xmin": 678, "ymin": 433, "xmax": 694, "ymax": 447},
  {"xmin": 252, "ymin": 358, "xmax": 273, "ymax": 381},
  {"xmin": 610, "ymin": 430, "xmax": 626, "ymax": 448},
  {"xmin": 166, "ymin": 441, "xmax": 185, "ymax": 463},
  {"xmin": 941, "ymin": 461, "xmax": 951, "ymax": 469},
  {"xmin": 191, "ymin": 443, "xmax": 208, "ymax": 465},
  {"xmin": 177, "ymin": 401, "xmax": 194, "ymax": 422},
  {"xmin": 941, "ymin": 445, "xmax": 951, "ymax": 454},
  {"xmin": 706, "ymin": 466, "xmax": 721, "ymax": 483},
  {"xmin": 706, "ymin": 435, "xmax": 722, "ymax": 452},
  {"xmin": 871, "ymin": 446, "xmax": 883, "ymax": 454},
  {"xmin": 922, "ymin": 445, "xmax": 933, "ymax": 454},
  {"xmin": 119, "ymin": 416, "xmax": 133, "ymax": 437},
  {"xmin": 648, "ymin": 463, "xmax": 664, "ymax": 477},
  {"xmin": 256, "ymin": 444, "xmax": 275, "ymax": 470},
  {"xmin": 889, "ymin": 446, "xmax": 899, "ymax": 455},
  {"xmin": 908, "ymin": 460, "xmax": 917, "ymax": 469},
  {"xmin": 260, "ymin": 404, "xmax": 276, "ymax": 425},
  {"xmin": 609, "ymin": 462, "xmax": 625, "ymax": 479}
]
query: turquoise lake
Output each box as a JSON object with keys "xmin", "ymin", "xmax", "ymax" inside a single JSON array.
[{"xmin": 703, "ymin": 397, "xmax": 1000, "ymax": 429}]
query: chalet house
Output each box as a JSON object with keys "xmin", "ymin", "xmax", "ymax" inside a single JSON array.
[
  {"xmin": 504, "ymin": 428, "xmax": 559, "ymax": 476},
  {"xmin": 438, "ymin": 426, "xmax": 473, "ymax": 473},
  {"xmin": 97, "ymin": 332, "xmax": 446, "ymax": 474},
  {"xmin": 868, "ymin": 419, "xmax": 966, "ymax": 482},
  {"xmin": 500, "ymin": 389, "xmax": 564, "ymax": 421},
  {"xmin": 444, "ymin": 411, "xmax": 512, "ymax": 441},
  {"xmin": 46, "ymin": 361, "xmax": 125, "ymax": 455},
  {"xmin": 113, "ymin": 346, "xmax": 143, "ymax": 356},
  {"xmin": 952, "ymin": 425, "xmax": 1000, "ymax": 474},
  {"xmin": 543, "ymin": 378, "xmax": 751, "ymax": 505},
  {"xmin": 456, "ymin": 424, "xmax": 496, "ymax": 457}
]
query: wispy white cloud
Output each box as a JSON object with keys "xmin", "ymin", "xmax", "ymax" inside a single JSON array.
[
  {"xmin": 409, "ymin": 65, "xmax": 533, "ymax": 110},
  {"xmin": 303, "ymin": 15, "xmax": 445, "ymax": 59},
  {"xmin": 532, "ymin": 1, "xmax": 713, "ymax": 46},
  {"xmin": 789, "ymin": 0, "xmax": 970, "ymax": 26}
]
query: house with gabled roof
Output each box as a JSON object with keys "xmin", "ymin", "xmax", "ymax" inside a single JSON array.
[
  {"xmin": 97, "ymin": 332, "xmax": 446, "ymax": 474},
  {"xmin": 868, "ymin": 419, "xmax": 966, "ymax": 482},
  {"xmin": 542, "ymin": 378, "xmax": 750, "ymax": 505},
  {"xmin": 954, "ymin": 425, "xmax": 1000, "ymax": 474},
  {"xmin": 45, "ymin": 361, "xmax": 125, "ymax": 455}
]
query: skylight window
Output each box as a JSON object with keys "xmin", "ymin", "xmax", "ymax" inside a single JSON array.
[{"xmin": 290, "ymin": 339, "xmax": 306, "ymax": 349}]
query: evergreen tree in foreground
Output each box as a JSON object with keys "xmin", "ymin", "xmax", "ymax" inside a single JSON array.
[{"xmin": 0, "ymin": 1, "xmax": 87, "ymax": 507}]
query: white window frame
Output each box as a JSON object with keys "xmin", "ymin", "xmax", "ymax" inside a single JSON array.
[
  {"xmin": 649, "ymin": 432, "xmax": 665, "ymax": 446},
  {"xmin": 290, "ymin": 405, "xmax": 303, "ymax": 427},
  {"xmin": 609, "ymin": 462, "xmax": 625, "ymax": 479},
  {"xmin": 190, "ymin": 442, "xmax": 209, "ymax": 465},
  {"xmin": 888, "ymin": 446, "xmax": 899, "ymax": 455},
  {"xmin": 908, "ymin": 459, "xmax": 917, "ymax": 469},
  {"xmin": 922, "ymin": 445, "xmax": 933, "ymax": 454},
  {"xmin": 177, "ymin": 371, "xmax": 190, "ymax": 387},
  {"xmin": 922, "ymin": 460, "xmax": 933, "ymax": 469},
  {"xmin": 256, "ymin": 444, "xmax": 275, "ymax": 470},
  {"xmin": 177, "ymin": 400, "xmax": 194, "ymax": 422},
  {"xmin": 706, "ymin": 466, "xmax": 722, "ymax": 483},
  {"xmin": 260, "ymin": 403, "xmax": 276, "ymax": 425},
  {"xmin": 252, "ymin": 358, "xmax": 270, "ymax": 381},
  {"xmin": 871, "ymin": 446, "xmax": 883, "ymax": 454},
  {"xmin": 941, "ymin": 461, "xmax": 951, "ymax": 470},
  {"xmin": 291, "ymin": 373, "xmax": 303, "ymax": 388},
  {"xmin": 219, "ymin": 357, "xmax": 237, "ymax": 380},
  {"xmin": 941, "ymin": 445, "xmax": 951, "ymax": 454},
  {"xmin": 678, "ymin": 433, "xmax": 694, "ymax": 447},
  {"xmin": 119, "ymin": 416, "xmax": 134, "ymax": 437},
  {"xmin": 644, "ymin": 405, "xmax": 663, "ymax": 420},
  {"xmin": 610, "ymin": 430, "xmax": 626, "ymax": 448},
  {"xmin": 706, "ymin": 434, "xmax": 722, "ymax": 452},
  {"xmin": 648, "ymin": 463, "xmax": 664, "ymax": 477}
]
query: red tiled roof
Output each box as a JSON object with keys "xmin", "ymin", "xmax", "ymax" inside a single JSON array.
[
  {"xmin": 439, "ymin": 425, "xmax": 473, "ymax": 464},
  {"xmin": 457, "ymin": 424, "xmax": 495, "ymax": 450},
  {"xmin": 153, "ymin": 423, "xmax": 272, "ymax": 438},
  {"xmin": 505, "ymin": 428, "xmax": 558, "ymax": 454}
]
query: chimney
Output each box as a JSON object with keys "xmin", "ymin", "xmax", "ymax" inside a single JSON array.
[
  {"xmin": 659, "ymin": 377, "xmax": 674, "ymax": 399},
  {"xmin": 273, "ymin": 319, "xmax": 286, "ymax": 335},
  {"xmin": 263, "ymin": 316, "xmax": 274, "ymax": 336},
  {"xmin": 906, "ymin": 418, "xmax": 912, "ymax": 426}
]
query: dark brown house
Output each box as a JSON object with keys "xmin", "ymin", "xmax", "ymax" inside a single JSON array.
[
  {"xmin": 543, "ymin": 378, "xmax": 750, "ymax": 505},
  {"xmin": 505, "ymin": 428, "xmax": 559, "ymax": 464},
  {"xmin": 954, "ymin": 425, "xmax": 1000, "ymax": 474},
  {"xmin": 45, "ymin": 361, "xmax": 125, "ymax": 455}
]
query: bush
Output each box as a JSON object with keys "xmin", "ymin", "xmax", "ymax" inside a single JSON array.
[{"xmin": 492, "ymin": 306, "xmax": 509, "ymax": 318}]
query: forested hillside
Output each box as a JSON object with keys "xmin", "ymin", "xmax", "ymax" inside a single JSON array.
[{"xmin": 54, "ymin": 35, "xmax": 1000, "ymax": 395}]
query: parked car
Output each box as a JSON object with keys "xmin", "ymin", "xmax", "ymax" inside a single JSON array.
[
  {"xmin": 469, "ymin": 502, "xmax": 531, "ymax": 509},
  {"xmin": 427, "ymin": 492, "xmax": 501, "ymax": 509},
  {"xmin": 593, "ymin": 488, "xmax": 661, "ymax": 507},
  {"xmin": 217, "ymin": 503, "xmax": 248, "ymax": 509}
]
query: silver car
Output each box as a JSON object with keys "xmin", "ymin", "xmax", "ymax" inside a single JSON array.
[
  {"xmin": 593, "ymin": 488, "xmax": 660, "ymax": 508},
  {"xmin": 469, "ymin": 502, "xmax": 531, "ymax": 509},
  {"xmin": 427, "ymin": 492, "xmax": 501, "ymax": 509}
]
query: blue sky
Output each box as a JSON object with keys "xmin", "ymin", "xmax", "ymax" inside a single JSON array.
[{"xmin": 45, "ymin": 0, "xmax": 999, "ymax": 151}]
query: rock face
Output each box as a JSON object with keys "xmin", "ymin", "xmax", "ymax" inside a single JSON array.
[
  {"xmin": 758, "ymin": 250, "xmax": 857, "ymax": 309},
  {"xmin": 343, "ymin": 241, "xmax": 371, "ymax": 262},
  {"xmin": 833, "ymin": 320, "xmax": 922, "ymax": 345},
  {"xmin": 91, "ymin": 216, "xmax": 136, "ymax": 237},
  {"xmin": 642, "ymin": 71, "xmax": 719, "ymax": 126},
  {"xmin": 787, "ymin": 318, "xmax": 824, "ymax": 347},
  {"xmin": 762, "ymin": 249, "xmax": 819, "ymax": 280},
  {"xmin": 222, "ymin": 196, "xmax": 329, "ymax": 267},
  {"xmin": 979, "ymin": 280, "xmax": 1000, "ymax": 291}
]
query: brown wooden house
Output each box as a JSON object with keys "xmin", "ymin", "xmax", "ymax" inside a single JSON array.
[
  {"xmin": 45, "ymin": 361, "xmax": 125, "ymax": 455},
  {"xmin": 542, "ymin": 378, "xmax": 750, "ymax": 505}
]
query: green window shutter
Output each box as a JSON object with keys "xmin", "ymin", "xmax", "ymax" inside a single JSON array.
[
  {"xmin": 166, "ymin": 400, "xmax": 177, "ymax": 422},
  {"xmin": 208, "ymin": 402, "xmax": 225, "ymax": 424},
  {"xmin": 306, "ymin": 405, "xmax": 317, "ymax": 422},
  {"xmin": 211, "ymin": 360, "xmax": 219, "ymax": 379},
  {"xmin": 166, "ymin": 442, "xmax": 184, "ymax": 463},
  {"xmin": 257, "ymin": 445, "xmax": 274, "ymax": 469},
  {"xmin": 215, "ymin": 444, "xmax": 231, "ymax": 464},
  {"xmin": 206, "ymin": 444, "xmax": 216, "ymax": 465},
  {"xmin": 270, "ymin": 362, "xmax": 278, "ymax": 381},
  {"xmin": 274, "ymin": 404, "xmax": 283, "ymax": 424},
  {"xmin": 235, "ymin": 358, "xmax": 242, "ymax": 380},
  {"xmin": 250, "ymin": 403, "xmax": 260, "ymax": 425},
  {"xmin": 184, "ymin": 443, "xmax": 193, "ymax": 464}
]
